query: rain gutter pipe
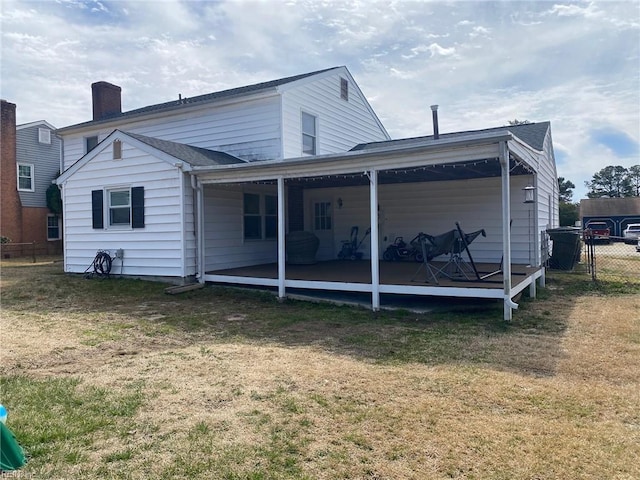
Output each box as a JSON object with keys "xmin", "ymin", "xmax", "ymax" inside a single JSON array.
[{"xmin": 499, "ymin": 141, "xmax": 518, "ymax": 320}]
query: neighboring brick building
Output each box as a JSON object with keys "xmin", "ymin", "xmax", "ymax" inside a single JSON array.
[{"xmin": 1, "ymin": 99, "xmax": 62, "ymax": 257}]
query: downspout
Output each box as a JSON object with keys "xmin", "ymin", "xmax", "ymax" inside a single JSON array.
[
  {"xmin": 277, "ymin": 176, "xmax": 286, "ymax": 299},
  {"xmin": 190, "ymin": 175, "xmax": 205, "ymax": 283},
  {"xmin": 368, "ymin": 169, "xmax": 380, "ymax": 311},
  {"xmin": 177, "ymin": 163, "xmax": 186, "ymax": 280},
  {"xmin": 58, "ymin": 135, "xmax": 64, "ymax": 175},
  {"xmin": 499, "ymin": 141, "xmax": 518, "ymax": 320},
  {"xmin": 60, "ymin": 181, "xmax": 67, "ymax": 272}
]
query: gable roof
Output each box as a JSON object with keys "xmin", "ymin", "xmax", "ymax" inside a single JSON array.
[
  {"xmin": 580, "ymin": 197, "xmax": 640, "ymax": 217},
  {"xmin": 351, "ymin": 121, "xmax": 550, "ymax": 153},
  {"xmin": 57, "ymin": 67, "xmax": 343, "ymax": 133},
  {"xmin": 124, "ymin": 132, "xmax": 246, "ymax": 167},
  {"xmin": 56, "ymin": 130, "xmax": 245, "ymax": 184},
  {"xmin": 17, "ymin": 120, "xmax": 56, "ymax": 131}
]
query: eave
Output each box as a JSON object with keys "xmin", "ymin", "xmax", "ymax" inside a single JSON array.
[{"xmin": 190, "ymin": 131, "xmax": 530, "ymax": 186}]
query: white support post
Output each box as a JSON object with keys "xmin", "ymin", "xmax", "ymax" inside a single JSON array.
[
  {"xmin": 369, "ymin": 169, "xmax": 380, "ymax": 311},
  {"xmin": 499, "ymin": 142, "xmax": 517, "ymax": 321},
  {"xmin": 196, "ymin": 179, "xmax": 205, "ymax": 283},
  {"xmin": 530, "ymin": 173, "xmax": 539, "ymax": 299},
  {"xmin": 277, "ymin": 177, "xmax": 286, "ymax": 300},
  {"xmin": 178, "ymin": 168, "xmax": 186, "ymax": 279},
  {"xmin": 533, "ymin": 174, "xmax": 540, "ymax": 267}
]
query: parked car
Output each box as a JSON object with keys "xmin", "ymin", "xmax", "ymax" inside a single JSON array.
[
  {"xmin": 583, "ymin": 221, "xmax": 611, "ymax": 244},
  {"xmin": 637, "ymin": 238, "xmax": 640, "ymax": 253},
  {"xmin": 623, "ymin": 223, "xmax": 640, "ymax": 244}
]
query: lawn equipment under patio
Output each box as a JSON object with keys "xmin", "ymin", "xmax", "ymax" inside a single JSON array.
[{"xmin": 338, "ymin": 226, "xmax": 370, "ymax": 260}]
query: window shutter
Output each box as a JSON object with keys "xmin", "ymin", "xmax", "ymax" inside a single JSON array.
[
  {"xmin": 92, "ymin": 190, "xmax": 104, "ymax": 229},
  {"xmin": 131, "ymin": 186, "xmax": 145, "ymax": 228}
]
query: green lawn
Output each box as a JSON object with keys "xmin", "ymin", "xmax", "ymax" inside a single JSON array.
[{"xmin": 1, "ymin": 258, "xmax": 639, "ymax": 479}]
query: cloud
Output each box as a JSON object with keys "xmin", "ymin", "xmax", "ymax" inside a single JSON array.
[
  {"xmin": 591, "ymin": 128, "xmax": 640, "ymax": 157},
  {"xmin": 547, "ymin": 2, "xmax": 604, "ymax": 19},
  {"xmin": 1, "ymin": 0, "xmax": 638, "ymax": 201}
]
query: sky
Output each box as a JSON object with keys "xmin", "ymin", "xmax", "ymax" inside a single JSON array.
[{"xmin": 1, "ymin": 0, "xmax": 638, "ymax": 200}]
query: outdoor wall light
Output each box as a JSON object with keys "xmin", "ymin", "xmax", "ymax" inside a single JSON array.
[
  {"xmin": 523, "ymin": 184, "xmax": 536, "ymax": 204},
  {"xmin": 337, "ymin": 197, "xmax": 343, "ymax": 209}
]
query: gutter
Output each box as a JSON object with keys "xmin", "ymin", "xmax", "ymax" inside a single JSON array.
[{"xmin": 190, "ymin": 131, "xmax": 515, "ymax": 175}]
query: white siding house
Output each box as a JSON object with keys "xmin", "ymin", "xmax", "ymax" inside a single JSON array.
[
  {"xmin": 58, "ymin": 67, "xmax": 389, "ymax": 171},
  {"xmin": 56, "ymin": 66, "xmax": 559, "ymax": 320}
]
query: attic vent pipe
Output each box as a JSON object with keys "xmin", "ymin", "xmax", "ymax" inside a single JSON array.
[{"xmin": 431, "ymin": 105, "xmax": 439, "ymax": 140}]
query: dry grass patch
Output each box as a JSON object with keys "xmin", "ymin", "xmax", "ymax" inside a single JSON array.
[{"xmin": 1, "ymin": 258, "xmax": 639, "ymax": 479}]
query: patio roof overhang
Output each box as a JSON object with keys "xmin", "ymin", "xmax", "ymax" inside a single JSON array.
[{"xmin": 189, "ymin": 131, "xmax": 535, "ymax": 186}]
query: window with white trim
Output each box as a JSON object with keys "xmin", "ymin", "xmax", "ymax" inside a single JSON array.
[
  {"xmin": 314, "ymin": 202, "xmax": 332, "ymax": 231},
  {"xmin": 109, "ymin": 188, "xmax": 131, "ymax": 226},
  {"xmin": 17, "ymin": 163, "xmax": 34, "ymax": 191},
  {"xmin": 243, "ymin": 193, "xmax": 278, "ymax": 240},
  {"xmin": 85, "ymin": 135, "xmax": 98, "ymax": 153},
  {"xmin": 38, "ymin": 128, "xmax": 51, "ymax": 144},
  {"xmin": 302, "ymin": 112, "xmax": 317, "ymax": 155},
  {"xmin": 47, "ymin": 214, "xmax": 60, "ymax": 240}
]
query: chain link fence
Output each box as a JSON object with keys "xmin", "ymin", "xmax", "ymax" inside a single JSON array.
[
  {"xmin": 544, "ymin": 230, "xmax": 640, "ymax": 282},
  {"xmin": 583, "ymin": 236, "xmax": 640, "ymax": 282}
]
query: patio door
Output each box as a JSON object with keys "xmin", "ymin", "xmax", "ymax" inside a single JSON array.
[{"xmin": 308, "ymin": 197, "xmax": 334, "ymax": 260}]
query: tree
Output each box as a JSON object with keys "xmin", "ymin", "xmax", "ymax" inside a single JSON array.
[
  {"xmin": 559, "ymin": 201, "xmax": 579, "ymax": 226},
  {"xmin": 628, "ymin": 165, "xmax": 640, "ymax": 197},
  {"xmin": 46, "ymin": 184, "xmax": 63, "ymax": 216},
  {"xmin": 585, "ymin": 165, "xmax": 634, "ymax": 198},
  {"xmin": 507, "ymin": 119, "xmax": 531, "ymax": 125},
  {"xmin": 558, "ymin": 177, "xmax": 575, "ymax": 202}
]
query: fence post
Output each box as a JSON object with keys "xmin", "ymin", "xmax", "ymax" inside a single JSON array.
[{"xmin": 32, "ymin": 241, "xmax": 36, "ymax": 263}]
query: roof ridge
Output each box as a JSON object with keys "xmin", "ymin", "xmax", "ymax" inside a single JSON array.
[
  {"xmin": 351, "ymin": 121, "xmax": 550, "ymax": 152},
  {"xmin": 58, "ymin": 66, "xmax": 344, "ymax": 131}
]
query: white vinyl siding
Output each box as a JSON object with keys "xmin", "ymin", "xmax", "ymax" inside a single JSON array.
[
  {"xmin": 281, "ymin": 72, "xmax": 389, "ymax": 158},
  {"xmin": 61, "ymin": 140, "xmax": 194, "ymax": 278},
  {"xmin": 62, "ymin": 96, "xmax": 282, "ymax": 171}
]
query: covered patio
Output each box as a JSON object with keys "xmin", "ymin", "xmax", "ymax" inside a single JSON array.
[
  {"xmin": 206, "ymin": 260, "xmax": 543, "ymax": 302},
  {"xmin": 192, "ymin": 129, "xmax": 551, "ymax": 321}
]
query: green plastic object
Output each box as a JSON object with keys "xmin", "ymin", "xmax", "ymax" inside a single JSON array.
[{"xmin": 0, "ymin": 421, "xmax": 26, "ymax": 471}]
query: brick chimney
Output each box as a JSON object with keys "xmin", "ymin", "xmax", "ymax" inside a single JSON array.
[
  {"xmin": 91, "ymin": 81, "xmax": 122, "ymax": 121},
  {"xmin": 0, "ymin": 100, "xmax": 23, "ymax": 244}
]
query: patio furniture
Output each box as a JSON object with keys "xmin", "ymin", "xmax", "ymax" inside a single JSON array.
[
  {"xmin": 286, "ymin": 231, "xmax": 320, "ymax": 265},
  {"xmin": 413, "ymin": 222, "xmax": 497, "ymax": 283}
]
